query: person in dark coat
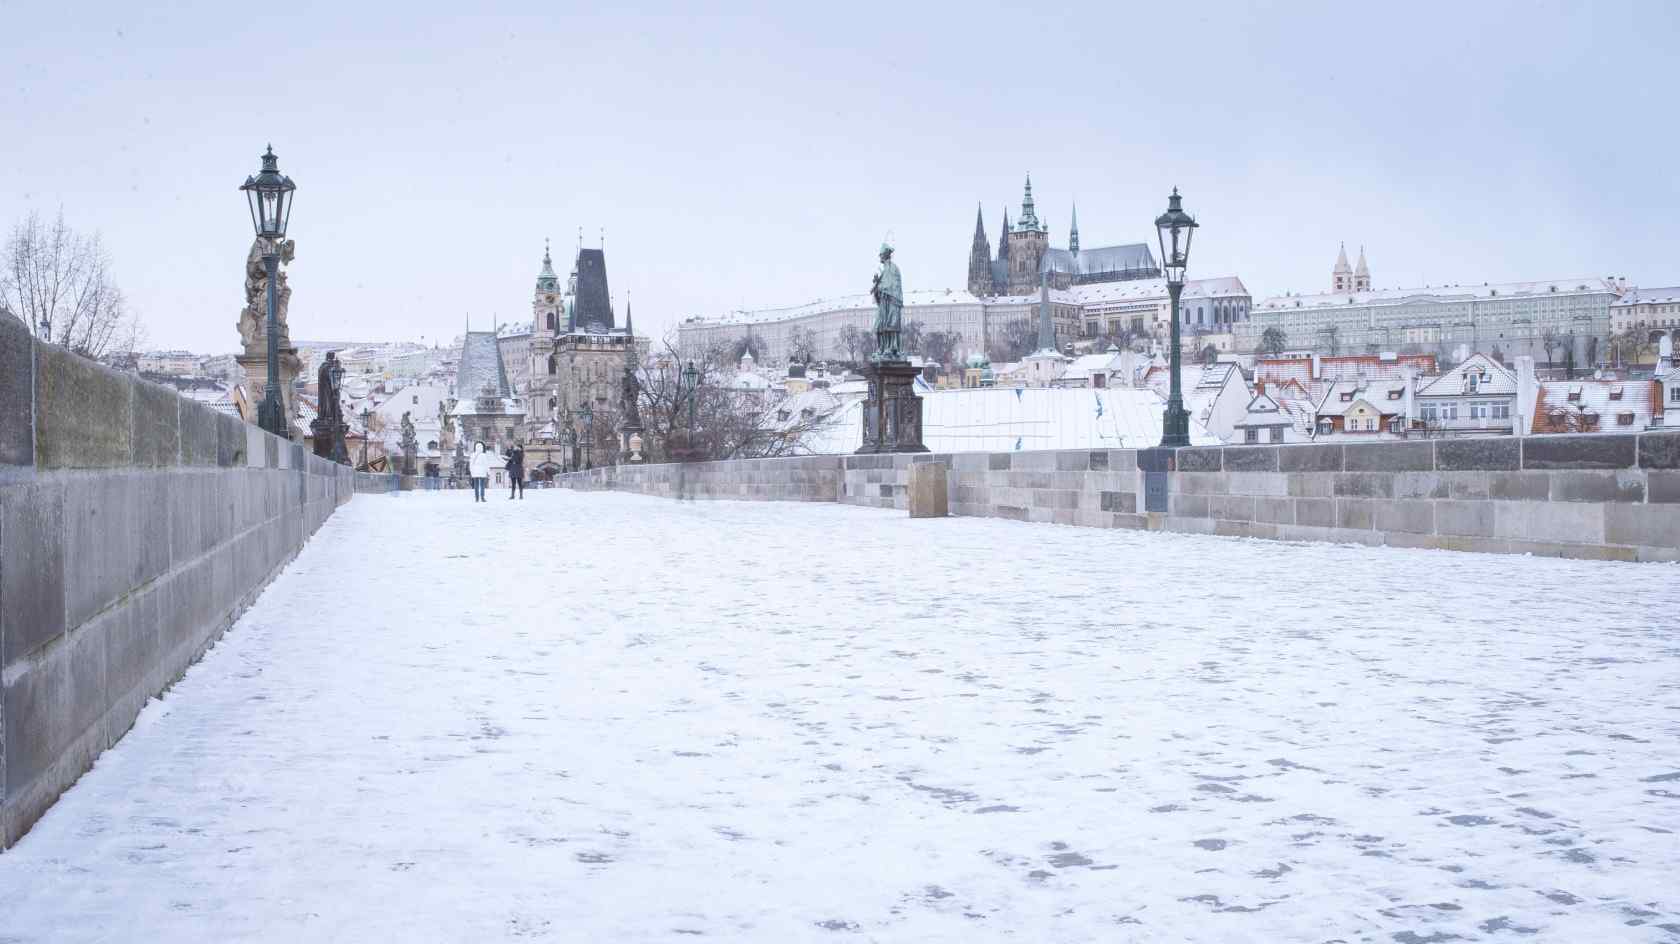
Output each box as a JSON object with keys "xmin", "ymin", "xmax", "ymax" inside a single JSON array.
[{"xmin": 504, "ymin": 443, "xmax": 525, "ymax": 499}]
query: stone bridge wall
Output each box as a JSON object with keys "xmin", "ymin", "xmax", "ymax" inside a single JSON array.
[
  {"xmin": 557, "ymin": 431, "xmax": 1680, "ymax": 564},
  {"xmin": 0, "ymin": 318, "xmax": 356, "ymax": 848}
]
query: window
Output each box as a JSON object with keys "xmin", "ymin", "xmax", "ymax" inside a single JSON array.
[
  {"xmin": 1269, "ymin": 427, "xmax": 1283, "ymax": 443},
  {"xmin": 412, "ymin": 395, "xmax": 419, "ymax": 404},
  {"xmin": 1609, "ymin": 386, "xmax": 1624, "ymax": 401},
  {"xmin": 1671, "ymin": 387, "xmax": 1680, "ymax": 404},
  {"xmin": 1470, "ymin": 402, "xmax": 1489, "ymax": 419},
  {"xmin": 1492, "ymin": 402, "xmax": 1511, "ymax": 419},
  {"xmin": 1340, "ymin": 391, "xmax": 1354, "ymax": 402},
  {"xmin": 1567, "ymin": 386, "xmax": 1582, "ymax": 402},
  {"xmin": 1245, "ymin": 428, "xmax": 1259, "ymax": 444},
  {"xmin": 1617, "ymin": 412, "xmax": 1635, "ymax": 426},
  {"xmin": 1389, "ymin": 417, "xmax": 1404, "ymax": 433},
  {"xmin": 1387, "ymin": 389, "xmax": 1402, "ymax": 400},
  {"xmin": 1421, "ymin": 404, "xmax": 1438, "ymax": 422},
  {"xmin": 1442, "ymin": 403, "xmax": 1459, "ymax": 420},
  {"xmin": 1467, "ymin": 374, "xmax": 1479, "ymax": 392}
]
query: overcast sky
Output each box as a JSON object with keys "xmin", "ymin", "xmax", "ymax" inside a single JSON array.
[{"xmin": 3, "ymin": 0, "xmax": 1676, "ymax": 353}]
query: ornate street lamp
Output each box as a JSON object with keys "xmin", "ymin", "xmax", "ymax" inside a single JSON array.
[
  {"xmin": 359, "ymin": 406, "xmax": 374, "ymax": 470},
  {"xmin": 239, "ymin": 145, "xmax": 297, "ymax": 438},
  {"xmin": 578, "ymin": 403, "xmax": 594, "ymax": 470},
  {"xmin": 682, "ymin": 360, "xmax": 700, "ymax": 431},
  {"xmin": 1155, "ymin": 188, "xmax": 1198, "ymax": 448}
]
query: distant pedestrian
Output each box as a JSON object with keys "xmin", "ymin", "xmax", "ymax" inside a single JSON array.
[
  {"xmin": 468, "ymin": 441, "xmax": 490, "ymax": 502},
  {"xmin": 504, "ymin": 443, "xmax": 525, "ymax": 499}
]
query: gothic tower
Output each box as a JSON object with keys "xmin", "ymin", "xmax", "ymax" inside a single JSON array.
[
  {"xmin": 533, "ymin": 241, "xmax": 563, "ymax": 334},
  {"xmin": 1332, "ymin": 243, "xmax": 1353, "ymax": 294},
  {"xmin": 966, "ymin": 203, "xmax": 993, "ymax": 295},
  {"xmin": 1354, "ymin": 245, "xmax": 1371, "ymax": 292},
  {"xmin": 529, "ymin": 242, "xmax": 565, "ymax": 428},
  {"xmin": 1007, "ymin": 175, "xmax": 1049, "ymax": 294},
  {"xmin": 1069, "ymin": 202, "xmax": 1080, "ymax": 256}
]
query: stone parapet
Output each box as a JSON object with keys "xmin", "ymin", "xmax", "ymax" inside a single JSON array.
[
  {"xmin": 0, "ymin": 318, "xmax": 359, "ymax": 849},
  {"xmin": 551, "ymin": 431, "xmax": 1679, "ymax": 563}
]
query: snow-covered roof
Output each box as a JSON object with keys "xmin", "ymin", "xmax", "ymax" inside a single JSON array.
[
  {"xmin": 690, "ymin": 289, "xmax": 984, "ymax": 326},
  {"xmin": 1531, "ymin": 380, "xmax": 1660, "ymax": 433},
  {"xmin": 1415, "ymin": 353, "xmax": 1517, "ymax": 398},
  {"xmin": 1257, "ymin": 278, "xmax": 1621, "ymax": 312},
  {"xmin": 1611, "ymin": 286, "xmax": 1680, "ymax": 307},
  {"xmin": 1315, "ymin": 379, "xmax": 1410, "ymax": 417}
]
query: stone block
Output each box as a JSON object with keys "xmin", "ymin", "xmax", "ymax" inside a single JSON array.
[
  {"xmin": 1162, "ymin": 516, "xmax": 1217, "ymax": 535},
  {"xmin": 1255, "ymin": 496, "xmax": 1294, "ymax": 524},
  {"xmin": 1210, "ymin": 494, "xmax": 1256, "ymax": 521},
  {"xmin": 1506, "ymin": 540, "xmax": 1638, "ymax": 562},
  {"xmin": 1345, "ymin": 441, "xmax": 1434, "ymax": 472},
  {"xmin": 1441, "ymin": 472, "xmax": 1489, "ymax": 499},
  {"xmin": 1522, "ymin": 434, "xmax": 1636, "ymax": 470},
  {"xmin": 1012, "ymin": 451, "xmax": 1057, "ymax": 470},
  {"xmin": 1336, "ymin": 499, "xmax": 1375, "ymax": 530},
  {"xmin": 1, "ymin": 481, "xmax": 66, "ymax": 664},
  {"xmin": 1176, "ymin": 471, "xmax": 1226, "ymax": 496},
  {"xmin": 1215, "ymin": 519, "xmax": 1278, "ymax": 540},
  {"xmin": 1088, "ymin": 451, "xmax": 1109, "ymax": 471},
  {"xmin": 1099, "ymin": 490, "xmax": 1135, "ymax": 513},
  {"xmin": 1494, "ymin": 500, "xmax": 1604, "ymax": 544},
  {"xmin": 218, "ymin": 412, "xmax": 249, "ymax": 467},
  {"xmin": 1639, "ymin": 433, "xmax": 1680, "ymax": 470},
  {"xmin": 1175, "ymin": 447, "xmax": 1222, "ymax": 472},
  {"xmin": 1649, "ymin": 471, "xmax": 1680, "ymax": 503},
  {"xmin": 2, "ymin": 654, "xmax": 67, "ymax": 802},
  {"xmin": 63, "ymin": 474, "xmax": 171, "ymax": 629},
  {"xmin": 1111, "ymin": 513, "xmax": 1149, "ymax": 530},
  {"xmin": 35, "ymin": 345, "xmax": 131, "ymax": 468},
  {"xmin": 1488, "ymin": 472, "xmax": 1550, "ymax": 501},
  {"xmin": 1054, "ymin": 450, "xmax": 1089, "ymax": 472},
  {"xmin": 1436, "ymin": 437, "xmax": 1520, "ymax": 471},
  {"xmin": 950, "ymin": 453, "xmax": 989, "ymax": 472},
  {"xmin": 1604, "ymin": 504, "xmax": 1680, "ymax": 550},
  {"xmin": 130, "ymin": 380, "xmax": 180, "ymax": 467},
  {"xmin": 987, "ymin": 453, "xmax": 1011, "ymax": 471},
  {"xmin": 179, "ymin": 401, "xmax": 220, "ymax": 466},
  {"xmin": 992, "ymin": 504, "xmax": 1027, "ymax": 521},
  {"xmin": 1287, "ymin": 473, "xmax": 1333, "ymax": 498},
  {"xmin": 1135, "ymin": 447, "xmax": 1176, "ymax": 473},
  {"xmin": 1549, "ymin": 470, "xmax": 1645, "ymax": 503},
  {"xmin": 0, "ymin": 313, "xmax": 32, "ymax": 468},
  {"xmin": 1333, "ymin": 472, "xmax": 1394, "ymax": 499},
  {"xmin": 1373, "ymin": 500, "xmax": 1435, "ymax": 534},
  {"xmin": 1393, "ymin": 472, "xmax": 1447, "ymax": 500},
  {"xmin": 263, "ymin": 435, "xmax": 279, "ymax": 469},
  {"xmin": 1435, "ymin": 500, "xmax": 1496, "ymax": 537},
  {"xmin": 1278, "ymin": 443, "xmax": 1344, "ymax": 472},
  {"xmin": 1224, "ymin": 446, "xmax": 1280, "ymax": 472},
  {"xmin": 1170, "ymin": 493, "xmax": 1209, "ymax": 517},
  {"xmin": 1227, "ymin": 472, "xmax": 1288, "ymax": 496},
  {"xmin": 1295, "ymin": 498, "xmax": 1335, "ymax": 527}
]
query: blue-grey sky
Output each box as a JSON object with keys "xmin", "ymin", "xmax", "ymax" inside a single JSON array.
[{"xmin": 4, "ymin": 0, "xmax": 1677, "ymax": 352}]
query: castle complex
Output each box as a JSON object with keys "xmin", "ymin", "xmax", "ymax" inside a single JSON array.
[{"xmin": 967, "ymin": 176, "xmax": 1160, "ymax": 296}]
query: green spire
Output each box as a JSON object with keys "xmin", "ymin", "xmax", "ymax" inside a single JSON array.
[{"xmin": 1017, "ymin": 174, "xmax": 1042, "ymax": 232}]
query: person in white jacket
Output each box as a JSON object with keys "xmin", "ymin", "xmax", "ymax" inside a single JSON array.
[{"xmin": 467, "ymin": 441, "xmax": 491, "ymax": 502}]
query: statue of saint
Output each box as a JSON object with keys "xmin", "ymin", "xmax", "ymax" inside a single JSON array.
[
  {"xmin": 870, "ymin": 243, "xmax": 903, "ymax": 359},
  {"xmin": 237, "ymin": 237, "xmax": 296, "ymax": 356}
]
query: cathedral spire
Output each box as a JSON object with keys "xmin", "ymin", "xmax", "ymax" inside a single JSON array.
[
  {"xmin": 1354, "ymin": 245, "xmax": 1371, "ymax": 291},
  {"xmin": 998, "ymin": 206, "xmax": 1010, "ymax": 260},
  {"xmin": 1333, "ymin": 242, "xmax": 1353, "ymax": 293},
  {"xmin": 1070, "ymin": 201, "xmax": 1080, "ymax": 255},
  {"xmin": 1018, "ymin": 174, "xmax": 1041, "ymax": 231}
]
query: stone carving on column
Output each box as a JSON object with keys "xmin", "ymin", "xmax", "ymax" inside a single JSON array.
[
  {"xmin": 235, "ymin": 236, "xmax": 304, "ymax": 437},
  {"xmin": 400, "ymin": 411, "xmax": 418, "ymax": 476}
]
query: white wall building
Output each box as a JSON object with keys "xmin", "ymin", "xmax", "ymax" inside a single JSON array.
[{"xmin": 1414, "ymin": 353, "xmax": 1518, "ymax": 436}]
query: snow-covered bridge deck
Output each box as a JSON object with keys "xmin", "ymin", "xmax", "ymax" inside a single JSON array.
[{"xmin": 2, "ymin": 491, "xmax": 1677, "ymax": 941}]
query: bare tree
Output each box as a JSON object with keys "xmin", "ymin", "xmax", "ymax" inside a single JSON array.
[
  {"xmin": 787, "ymin": 326, "xmax": 818, "ymax": 365},
  {"xmin": 835, "ymin": 323, "xmax": 867, "ymax": 365},
  {"xmin": 1199, "ymin": 343, "xmax": 1219, "ymax": 366},
  {"xmin": 1540, "ymin": 327, "xmax": 1560, "ymax": 370},
  {"xmin": 2, "ymin": 209, "xmax": 141, "ymax": 359},
  {"xmin": 901, "ymin": 319, "xmax": 924, "ymax": 358},
  {"xmin": 987, "ymin": 318, "xmax": 1038, "ymax": 362},
  {"xmin": 638, "ymin": 333, "xmax": 836, "ymax": 462},
  {"xmin": 921, "ymin": 329, "xmax": 958, "ymax": 368}
]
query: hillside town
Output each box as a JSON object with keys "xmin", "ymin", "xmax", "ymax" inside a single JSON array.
[{"xmin": 96, "ymin": 179, "xmax": 1679, "ymax": 477}]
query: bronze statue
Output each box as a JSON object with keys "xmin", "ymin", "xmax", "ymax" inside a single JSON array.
[
  {"xmin": 870, "ymin": 243, "xmax": 903, "ymax": 359},
  {"xmin": 311, "ymin": 351, "xmax": 350, "ymax": 463}
]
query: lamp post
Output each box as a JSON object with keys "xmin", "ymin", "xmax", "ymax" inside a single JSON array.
[
  {"xmin": 1154, "ymin": 188, "xmax": 1197, "ymax": 448},
  {"xmin": 239, "ymin": 145, "xmax": 297, "ymax": 439},
  {"xmin": 578, "ymin": 404, "xmax": 594, "ymax": 470},
  {"xmin": 359, "ymin": 406, "xmax": 373, "ymax": 470},
  {"xmin": 682, "ymin": 359, "xmax": 700, "ymax": 432}
]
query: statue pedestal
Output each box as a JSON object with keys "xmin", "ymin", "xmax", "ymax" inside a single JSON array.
[
  {"xmin": 238, "ymin": 348, "xmax": 302, "ymax": 439},
  {"xmin": 857, "ymin": 359, "xmax": 928, "ymax": 454}
]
